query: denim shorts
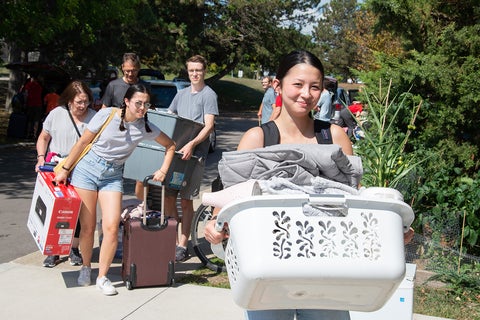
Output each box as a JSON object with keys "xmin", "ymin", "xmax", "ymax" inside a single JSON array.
[{"xmin": 71, "ymin": 151, "xmax": 124, "ymax": 192}]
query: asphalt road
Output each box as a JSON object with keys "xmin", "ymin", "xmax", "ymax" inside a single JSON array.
[{"xmin": 0, "ymin": 113, "xmax": 257, "ymax": 263}]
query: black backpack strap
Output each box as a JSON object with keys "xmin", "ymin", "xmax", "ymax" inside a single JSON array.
[
  {"xmin": 262, "ymin": 120, "xmax": 332, "ymax": 146},
  {"xmin": 314, "ymin": 120, "xmax": 333, "ymax": 144},
  {"xmin": 261, "ymin": 121, "xmax": 280, "ymax": 147}
]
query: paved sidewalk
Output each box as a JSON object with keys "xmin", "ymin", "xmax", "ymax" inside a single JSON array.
[
  {"xmin": 0, "ymin": 249, "xmax": 454, "ymax": 320},
  {"xmin": 1, "ymin": 250, "xmax": 245, "ymax": 320}
]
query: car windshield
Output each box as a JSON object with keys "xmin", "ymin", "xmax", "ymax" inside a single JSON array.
[{"xmin": 150, "ymin": 85, "xmax": 178, "ymax": 109}]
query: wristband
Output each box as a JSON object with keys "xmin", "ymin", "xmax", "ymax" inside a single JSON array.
[
  {"xmin": 62, "ymin": 165, "xmax": 71, "ymax": 171},
  {"xmin": 37, "ymin": 154, "xmax": 45, "ymax": 158}
]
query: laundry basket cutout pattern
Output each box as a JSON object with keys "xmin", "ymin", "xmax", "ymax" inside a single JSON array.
[
  {"xmin": 272, "ymin": 210, "xmax": 382, "ymax": 260},
  {"xmin": 225, "ymin": 239, "xmax": 239, "ymax": 282}
]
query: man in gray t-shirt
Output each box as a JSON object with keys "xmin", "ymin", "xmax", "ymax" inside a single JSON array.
[
  {"xmin": 101, "ymin": 53, "xmax": 150, "ymax": 108},
  {"xmin": 166, "ymin": 55, "xmax": 219, "ymax": 262}
]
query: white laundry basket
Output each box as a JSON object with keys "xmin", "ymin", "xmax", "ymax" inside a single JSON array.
[{"xmin": 215, "ymin": 191, "xmax": 414, "ymax": 312}]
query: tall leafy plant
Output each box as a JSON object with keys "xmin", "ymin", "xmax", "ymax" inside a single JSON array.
[{"xmin": 354, "ymin": 79, "xmax": 427, "ymax": 189}]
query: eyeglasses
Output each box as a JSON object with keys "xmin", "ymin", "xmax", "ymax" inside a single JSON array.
[
  {"xmin": 74, "ymin": 100, "xmax": 90, "ymax": 106},
  {"xmin": 134, "ymin": 101, "xmax": 152, "ymax": 109},
  {"xmin": 123, "ymin": 69, "xmax": 139, "ymax": 74},
  {"xmin": 188, "ymin": 69, "xmax": 204, "ymax": 74}
]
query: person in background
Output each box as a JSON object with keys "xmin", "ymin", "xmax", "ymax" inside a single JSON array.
[
  {"xmin": 102, "ymin": 53, "xmax": 153, "ymax": 201},
  {"xmin": 24, "ymin": 75, "xmax": 44, "ymax": 139},
  {"xmin": 99, "ymin": 70, "xmax": 118, "ymax": 103},
  {"xmin": 54, "ymin": 84, "xmax": 176, "ymax": 295},
  {"xmin": 337, "ymin": 101, "xmax": 364, "ymax": 138},
  {"xmin": 257, "ymin": 76, "xmax": 277, "ymax": 124},
  {"xmin": 101, "ymin": 53, "xmax": 149, "ymax": 108},
  {"xmin": 205, "ymin": 50, "xmax": 352, "ymax": 320},
  {"xmin": 43, "ymin": 85, "xmax": 60, "ymax": 116},
  {"xmin": 35, "ymin": 80, "xmax": 97, "ymax": 268},
  {"xmin": 165, "ymin": 55, "xmax": 218, "ymax": 262},
  {"xmin": 313, "ymin": 82, "xmax": 333, "ymax": 122}
]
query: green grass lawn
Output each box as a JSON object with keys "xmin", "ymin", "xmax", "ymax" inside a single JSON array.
[{"xmin": 209, "ymin": 76, "xmax": 263, "ymax": 113}]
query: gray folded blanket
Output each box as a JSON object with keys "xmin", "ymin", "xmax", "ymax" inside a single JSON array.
[{"xmin": 218, "ymin": 144, "xmax": 363, "ymax": 189}]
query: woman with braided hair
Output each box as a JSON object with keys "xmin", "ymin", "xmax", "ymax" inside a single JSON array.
[{"xmin": 55, "ymin": 83, "xmax": 176, "ymax": 295}]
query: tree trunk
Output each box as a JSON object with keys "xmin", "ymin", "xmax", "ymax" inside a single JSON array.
[{"xmin": 206, "ymin": 53, "xmax": 241, "ymax": 85}]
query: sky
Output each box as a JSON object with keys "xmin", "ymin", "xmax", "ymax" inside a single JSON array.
[{"xmin": 299, "ymin": 0, "xmax": 330, "ymax": 35}]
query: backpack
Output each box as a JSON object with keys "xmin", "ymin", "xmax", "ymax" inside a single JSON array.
[{"xmin": 11, "ymin": 92, "xmax": 26, "ymax": 113}]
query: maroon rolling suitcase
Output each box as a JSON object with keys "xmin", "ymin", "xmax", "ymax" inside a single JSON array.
[{"xmin": 122, "ymin": 175, "xmax": 177, "ymax": 289}]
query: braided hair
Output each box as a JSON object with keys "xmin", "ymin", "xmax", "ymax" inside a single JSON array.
[{"xmin": 119, "ymin": 83, "xmax": 152, "ymax": 133}]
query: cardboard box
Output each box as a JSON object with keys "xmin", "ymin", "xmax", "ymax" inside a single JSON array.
[
  {"xmin": 350, "ymin": 263, "xmax": 416, "ymax": 320},
  {"xmin": 27, "ymin": 172, "xmax": 82, "ymax": 256}
]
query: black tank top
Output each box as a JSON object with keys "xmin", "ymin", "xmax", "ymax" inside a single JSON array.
[{"xmin": 261, "ymin": 120, "xmax": 333, "ymax": 147}]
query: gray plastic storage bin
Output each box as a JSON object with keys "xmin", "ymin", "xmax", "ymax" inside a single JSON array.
[
  {"xmin": 144, "ymin": 110, "xmax": 204, "ymax": 149},
  {"xmin": 124, "ymin": 110, "xmax": 204, "ymax": 183},
  {"xmin": 124, "ymin": 143, "xmax": 199, "ymax": 190}
]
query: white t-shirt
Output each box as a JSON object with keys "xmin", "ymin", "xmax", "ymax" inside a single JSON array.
[{"xmin": 42, "ymin": 106, "xmax": 97, "ymax": 156}]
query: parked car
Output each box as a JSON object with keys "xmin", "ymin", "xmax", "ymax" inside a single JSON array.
[
  {"xmin": 146, "ymin": 79, "xmax": 216, "ymax": 153},
  {"xmin": 348, "ymin": 88, "xmax": 361, "ymax": 103},
  {"xmin": 336, "ymin": 87, "xmax": 351, "ymax": 108},
  {"xmin": 147, "ymin": 79, "xmax": 189, "ymax": 109},
  {"xmin": 139, "ymin": 69, "xmax": 165, "ymax": 81}
]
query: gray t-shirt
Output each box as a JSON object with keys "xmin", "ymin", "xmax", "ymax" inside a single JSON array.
[
  {"xmin": 261, "ymin": 87, "xmax": 276, "ymax": 124},
  {"xmin": 168, "ymin": 85, "xmax": 218, "ymax": 157},
  {"xmin": 42, "ymin": 106, "xmax": 97, "ymax": 156},
  {"xmin": 101, "ymin": 78, "xmax": 151, "ymax": 108},
  {"xmin": 88, "ymin": 108, "xmax": 161, "ymax": 164},
  {"xmin": 168, "ymin": 85, "xmax": 218, "ymax": 122},
  {"xmin": 315, "ymin": 89, "xmax": 333, "ymax": 122}
]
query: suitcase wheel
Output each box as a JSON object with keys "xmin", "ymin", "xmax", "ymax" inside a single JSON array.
[{"xmin": 125, "ymin": 280, "xmax": 133, "ymax": 290}]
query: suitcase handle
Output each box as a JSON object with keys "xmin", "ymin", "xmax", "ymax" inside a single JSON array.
[{"xmin": 142, "ymin": 175, "xmax": 165, "ymax": 226}]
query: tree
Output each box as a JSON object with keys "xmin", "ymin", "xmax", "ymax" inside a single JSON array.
[
  {"xmin": 345, "ymin": 8, "xmax": 403, "ymax": 71},
  {"xmin": 1, "ymin": 0, "xmax": 325, "ymax": 110},
  {"xmin": 1, "ymin": 1, "xmax": 322, "ymax": 94},
  {"xmin": 198, "ymin": 0, "xmax": 322, "ymax": 82},
  {"xmin": 361, "ymin": 0, "xmax": 480, "ymax": 252},
  {"xmin": 312, "ymin": 0, "xmax": 359, "ymax": 79}
]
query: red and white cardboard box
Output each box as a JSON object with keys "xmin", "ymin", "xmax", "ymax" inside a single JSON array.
[{"xmin": 27, "ymin": 172, "xmax": 82, "ymax": 256}]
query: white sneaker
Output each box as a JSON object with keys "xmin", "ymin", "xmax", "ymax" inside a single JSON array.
[
  {"xmin": 77, "ymin": 266, "xmax": 91, "ymax": 286},
  {"xmin": 96, "ymin": 276, "xmax": 118, "ymax": 296}
]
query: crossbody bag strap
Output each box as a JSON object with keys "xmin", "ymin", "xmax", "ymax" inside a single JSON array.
[
  {"xmin": 66, "ymin": 107, "xmax": 82, "ymax": 137},
  {"xmin": 92, "ymin": 107, "xmax": 117, "ymax": 143},
  {"xmin": 313, "ymin": 119, "xmax": 333, "ymax": 144}
]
